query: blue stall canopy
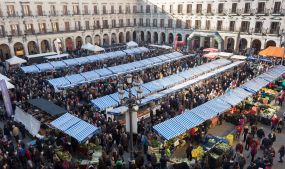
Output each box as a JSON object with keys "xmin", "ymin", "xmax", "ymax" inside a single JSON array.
[
  {"xmin": 172, "ymin": 114, "xmax": 196, "ymax": 130},
  {"xmin": 231, "ymin": 87, "xmax": 253, "ymax": 100},
  {"xmin": 65, "ymin": 74, "xmax": 86, "ymax": 85},
  {"xmin": 91, "ymin": 95, "xmax": 119, "ymax": 111},
  {"xmin": 75, "ymin": 57, "xmax": 90, "ymax": 64},
  {"xmin": 107, "ymin": 106, "xmax": 128, "ymax": 116},
  {"xmin": 80, "ymin": 71, "xmax": 100, "ymax": 81},
  {"xmin": 94, "ymin": 68, "xmax": 113, "ymax": 77},
  {"xmin": 241, "ymin": 77, "xmax": 269, "ymax": 93},
  {"xmin": 153, "ymin": 121, "xmax": 182, "ymax": 140},
  {"xmin": 63, "ymin": 58, "xmax": 80, "ymax": 66},
  {"xmin": 21, "ymin": 65, "xmax": 40, "ymax": 73},
  {"xmin": 109, "ymin": 91, "xmax": 129, "ymax": 103},
  {"xmin": 218, "ymin": 91, "xmax": 244, "ymax": 106},
  {"xmin": 190, "ymin": 105, "xmax": 217, "ymax": 120},
  {"xmin": 51, "ymin": 113, "xmax": 99, "ymax": 143},
  {"xmin": 48, "ymin": 77, "xmax": 71, "ymax": 88},
  {"xmin": 50, "ymin": 61, "xmax": 67, "ymax": 69},
  {"xmin": 36, "ymin": 63, "xmax": 54, "ymax": 72}
]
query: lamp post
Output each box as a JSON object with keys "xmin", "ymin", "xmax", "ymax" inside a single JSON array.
[{"xmin": 118, "ymin": 74, "xmax": 143, "ymax": 160}]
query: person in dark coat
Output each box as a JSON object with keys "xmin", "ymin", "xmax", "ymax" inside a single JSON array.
[{"xmin": 256, "ymin": 127, "xmax": 265, "ymax": 140}]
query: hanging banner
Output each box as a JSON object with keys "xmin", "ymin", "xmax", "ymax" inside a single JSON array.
[
  {"xmin": 125, "ymin": 111, "xmax": 138, "ymax": 134},
  {"xmin": 0, "ymin": 80, "xmax": 13, "ymax": 117}
]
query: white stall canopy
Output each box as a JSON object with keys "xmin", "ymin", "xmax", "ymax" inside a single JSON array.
[
  {"xmin": 126, "ymin": 41, "xmax": 138, "ymax": 48},
  {"xmin": 6, "ymin": 56, "xmax": 27, "ymax": 65},
  {"xmin": 81, "ymin": 43, "xmax": 105, "ymax": 52}
]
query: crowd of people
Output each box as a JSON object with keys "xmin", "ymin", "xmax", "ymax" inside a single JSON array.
[{"xmin": 0, "ymin": 44, "xmax": 284, "ymax": 169}]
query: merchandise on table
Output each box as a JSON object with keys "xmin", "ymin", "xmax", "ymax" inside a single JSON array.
[{"xmin": 191, "ymin": 146, "xmax": 205, "ymax": 159}]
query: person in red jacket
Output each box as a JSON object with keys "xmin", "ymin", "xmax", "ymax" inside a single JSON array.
[{"xmin": 235, "ymin": 142, "xmax": 244, "ymax": 154}]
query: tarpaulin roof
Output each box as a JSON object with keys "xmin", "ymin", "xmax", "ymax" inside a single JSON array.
[
  {"xmin": 259, "ymin": 46, "xmax": 285, "ymax": 58},
  {"xmin": 28, "ymin": 98, "xmax": 66, "ymax": 117},
  {"xmin": 51, "ymin": 113, "xmax": 99, "ymax": 143}
]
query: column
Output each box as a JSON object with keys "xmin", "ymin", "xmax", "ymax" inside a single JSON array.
[
  {"xmin": 209, "ymin": 38, "xmax": 214, "ymax": 48},
  {"xmin": 24, "ymin": 43, "xmax": 29, "ymax": 55},
  {"xmin": 9, "ymin": 45, "xmax": 15, "ymax": 57},
  {"xmin": 200, "ymin": 37, "xmax": 205, "ymax": 47}
]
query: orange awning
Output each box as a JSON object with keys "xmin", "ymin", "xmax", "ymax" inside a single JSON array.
[{"xmin": 259, "ymin": 46, "xmax": 285, "ymax": 58}]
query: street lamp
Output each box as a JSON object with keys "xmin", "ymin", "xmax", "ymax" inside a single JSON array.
[{"xmin": 118, "ymin": 74, "xmax": 143, "ymax": 160}]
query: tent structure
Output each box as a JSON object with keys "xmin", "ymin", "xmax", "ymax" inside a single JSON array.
[
  {"xmin": 231, "ymin": 55, "xmax": 247, "ymax": 60},
  {"xmin": 126, "ymin": 41, "xmax": 138, "ymax": 48},
  {"xmin": 81, "ymin": 43, "xmax": 105, "ymax": 52},
  {"xmin": 259, "ymin": 46, "xmax": 285, "ymax": 58},
  {"xmin": 45, "ymin": 53, "xmax": 69, "ymax": 60},
  {"xmin": 203, "ymin": 48, "xmax": 218, "ymax": 52},
  {"xmin": 203, "ymin": 52, "xmax": 218, "ymax": 59},
  {"xmin": 5, "ymin": 56, "xmax": 27, "ymax": 65},
  {"xmin": 28, "ymin": 98, "xmax": 67, "ymax": 117}
]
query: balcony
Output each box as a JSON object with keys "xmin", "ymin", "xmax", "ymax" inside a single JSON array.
[
  {"xmin": 11, "ymin": 31, "xmax": 22, "ymax": 36},
  {"xmin": 271, "ymin": 8, "xmax": 285, "ymax": 16},
  {"xmin": 255, "ymin": 9, "xmax": 270, "ymax": 16},
  {"xmin": 7, "ymin": 12, "xmax": 20, "ymax": 17},
  {"xmin": 254, "ymin": 28, "xmax": 262, "ymax": 34},
  {"xmin": 269, "ymin": 29, "xmax": 279, "ymax": 35},
  {"xmin": 239, "ymin": 9, "xmax": 253, "ymax": 16}
]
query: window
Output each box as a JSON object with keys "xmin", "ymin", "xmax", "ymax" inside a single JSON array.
[
  {"xmin": 195, "ymin": 20, "xmax": 201, "ymax": 29},
  {"xmin": 63, "ymin": 5, "xmax": 68, "ymax": 15},
  {"xmin": 207, "ymin": 4, "xmax": 212, "ymax": 13},
  {"xmin": 25, "ymin": 24, "xmax": 34, "ymax": 34},
  {"xmin": 10, "ymin": 24, "xmax": 19, "ymax": 35},
  {"xmin": 52, "ymin": 22, "xmax": 59, "ymax": 32},
  {"xmin": 186, "ymin": 20, "xmax": 191, "ymax": 29},
  {"xmin": 231, "ymin": 3, "xmax": 237, "ymax": 13},
  {"xmin": 133, "ymin": 6, "xmax": 137, "ymax": 13},
  {"xmin": 75, "ymin": 21, "xmax": 81, "ymax": 30},
  {"xmin": 169, "ymin": 5, "xmax": 173, "ymax": 13},
  {"xmin": 37, "ymin": 5, "xmax": 43, "ymax": 16},
  {"xmin": 65, "ymin": 22, "xmax": 70, "ymax": 31},
  {"xmin": 187, "ymin": 4, "xmax": 192, "ymax": 13},
  {"xmin": 254, "ymin": 22, "xmax": 262, "ymax": 33},
  {"xmin": 111, "ymin": 6, "xmax": 114, "ymax": 14},
  {"xmin": 218, "ymin": 3, "xmax": 224, "ymax": 13},
  {"xmin": 146, "ymin": 19, "xmax": 150, "ymax": 27},
  {"xmin": 273, "ymin": 2, "xmax": 281, "ymax": 13},
  {"xmin": 85, "ymin": 21, "xmax": 90, "ymax": 30},
  {"xmin": 84, "ymin": 5, "xmax": 88, "ymax": 15},
  {"xmin": 178, "ymin": 4, "xmax": 183, "ymax": 13},
  {"xmin": 153, "ymin": 19, "xmax": 157, "ymax": 27},
  {"xmin": 244, "ymin": 3, "xmax": 250, "ymax": 13},
  {"xmin": 270, "ymin": 22, "xmax": 279, "ymax": 34},
  {"xmin": 154, "ymin": 5, "xmax": 157, "ymax": 13},
  {"xmin": 112, "ymin": 20, "xmax": 116, "ymax": 28},
  {"xmin": 50, "ymin": 5, "xmax": 56, "ymax": 16},
  {"xmin": 0, "ymin": 25, "xmax": 5, "ymax": 36},
  {"xmin": 7, "ymin": 5, "xmax": 15, "ymax": 16},
  {"xmin": 94, "ymin": 6, "xmax": 98, "ymax": 14},
  {"xmin": 95, "ymin": 21, "xmax": 100, "ymax": 28},
  {"xmin": 162, "ymin": 5, "xmax": 165, "ymax": 13},
  {"xmin": 196, "ymin": 4, "xmax": 202, "ymax": 14},
  {"xmin": 257, "ymin": 2, "xmax": 265, "ymax": 13},
  {"xmin": 176, "ymin": 19, "xmax": 182, "ymax": 28},
  {"xmin": 22, "ymin": 5, "xmax": 31, "ymax": 16},
  {"xmin": 119, "ymin": 19, "xmax": 123, "ymax": 27},
  {"xmin": 127, "ymin": 19, "xmax": 130, "ymax": 26},
  {"xmin": 140, "ymin": 5, "xmax": 143, "ymax": 13},
  {"xmin": 134, "ymin": 18, "xmax": 136, "ymax": 26},
  {"xmin": 241, "ymin": 21, "xmax": 250, "ymax": 32},
  {"xmin": 73, "ymin": 5, "xmax": 80, "ymax": 15},
  {"xmin": 126, "ymin": 6, "xmax": 130, "ymax": 14},
  {"xmin": 103, "ymin": 5, "xmax": 106, "ymax": 14},
  {"xmin": 160, "ymin": 19, "xmax": 164, "ymax": 27},
  {"xmin": 39, "ymin": 23, "xmax": 46, "ymax": 33},
  {"xmin": 146, "ymin": 5, "xmax": 150, "ymax": 13},
  {"xmin": 119, "ymin": 6, "xmax": 122, "ymax": 13},
  {"xmin": 206, "ymin": 20, "xmax": 210, "ymax": 30},
  {"xmin": 217, "ymin": 21, "xmax": 222, "ymax": 31},
  {"xmin": 139, "ymin": 18, "xmax": 143, "ymax": 26},
  {"xmin": 103, "ymin": 20, "xmax": 108, "ymax": 28},
  {"xmin": 229, "ymin": 21, "xmax": 235, "ymax": 31},
  {"xmin": 168, "ymin": 19, "xmax": 173, "ymax": 28}
]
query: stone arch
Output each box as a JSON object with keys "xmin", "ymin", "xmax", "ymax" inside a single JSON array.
[
  {"xmin": 85, "ymin": 35, "xmax": 92, "ymax": 44},
  {"xmin": 160, "ymin": 32, "xmax": 166, "ymax": 44},
  {"xmin": 133, "ymin": 31, "xmax": 137, "ymax": 42},
  {"xmin": 40, "ymin": 40, "xmax": 50, "ymax": 53},
  {"xmin": 226, "ymin": 38, "xmax": 235, "ymax": 52},
  {"xmin": 0, "ymin": 44, "xmax": 11, "ymax": 60},
  {"xmin": 192, "ymin": 37, "xmax": 200, "ymax": 49},
  {"xmin": 176, "ymin": 33, "xmax": 182, "ymax": 41},
  {"xmin": 103, "ymin": 34, "xmax": 109, "ymax": 46},
  {"xmin": 251, "ymin": 39, "xmax": 262, "ymax": 54},
  {"xmin": 140, "ymin": 31, "xmax": 145, "ymax": 42},
  {"xmin": 94, "ymin": 35, "xmax": 101, "ymax": 46},
  {"xmin": 265, "ymin": 40, "xmax": 276, "ymax": 48},
  {"xmin": 27, "ymin": 41, "xmax": 39, "ymax": 55},
  {"xmin": 14, "ymin": 42, "xmax": 25, "ymax": 56},
  {"xmin": 111, "ymin": 33, "xmax": 117, "ymax": 44},
  {"xmin": 147, "ymin": 31, "xmax": 151, "ymax": 43},
  {"xmin": 168, "ymin": 33, "xmax": 174, "ymax": 44},
  {"xmin": 239, "ymin": 38, "xmax": 247, "ymax": 51},
  {"xmin": 75, "ymin": 36, "xmax": 83, "ymax": 49},
  {"xmin": 119, "ymin": 32, "xmax": 124, "ymax": 43},
  {"xmin": 153, "ymin": 32, "xmax": 158, "ymax": 44},
  {"xmin": 126, "ymin": 31, "xmax": 131, "ymax": 42},
  {"xmin": 65, "ymin": 37, "xmax": 74, "ymax": 51},
  {"xmin": 187, "ymin": 31, "xmax": 224, "ymax": 51}
]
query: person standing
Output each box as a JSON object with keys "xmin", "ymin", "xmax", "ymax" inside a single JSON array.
[
  {"xmin": 278, "ymin": 145, "xmax": 285, "ymax": 163},
  {"xmin": 250, "ymin": 143, "xmax": 257, "ymax": 162},
  {"xmin": 256, "ymin": 127, "xmax": 265, "ymax": 140},
  {"xmin": 243, "ymin": 126, "xmax": 249, "ymax": 142},
  {"xmin": 12, "ymin": 125, "xmax": 20, "ymax": 142}
]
